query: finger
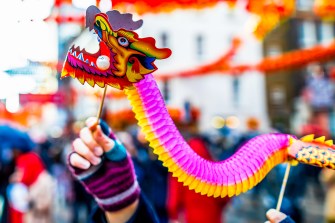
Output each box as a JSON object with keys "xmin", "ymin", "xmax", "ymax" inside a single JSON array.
[
  {"xmin": 86, "ymin": 117, "xmax": 99, "ymax": 131},
  {"xmin": 79, "ymin": 127, "xmax": 103, "ymax": 156},
  {"xmin": 92, "ymin": 125, "xmax": 115, "ymax": 152},
  {"xmin": 266, "ymin": 209, "xmax": 287, "ymax": 223},
  {"xmin": 73, "ymin": 138, "xmax": 102, "ymax": 165},
  {"xmin": 69, "ymin": 153, "xmax": 91, "ymax": 169}
]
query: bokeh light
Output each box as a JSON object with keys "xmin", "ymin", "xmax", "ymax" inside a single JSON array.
[{"xmin": 211, "ymin": 116, "xmax": 225, "ymax": 129}]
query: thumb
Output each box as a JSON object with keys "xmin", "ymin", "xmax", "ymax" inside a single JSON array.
[
  {"xmin": 93, "ymin": 125, "xmax": 115, "ymax": 152},
  {"xmin": 266, "ymin": 209, "xmax": 287, "ymax": 223},
  {"xmin": 86, "ymin": 118, "xmax": 115, "ymax": 153}
]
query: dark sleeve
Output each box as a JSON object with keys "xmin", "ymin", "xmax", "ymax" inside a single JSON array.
[
  {"xmin": 90, "ymin": 193, "xmax": 159, "ymax": 223},
  {"xmin": 280, "ymin": 216, "xmax": 295, "ymax": 223}
]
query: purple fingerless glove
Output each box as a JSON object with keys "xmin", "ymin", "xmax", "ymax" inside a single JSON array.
[{"xmin": 68, "ymin": 130, "xmax": 140, "ymax": 212}]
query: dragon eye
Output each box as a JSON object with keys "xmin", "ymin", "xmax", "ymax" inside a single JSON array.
[{"xmin": 117, "ymin": 37, "xmax": 129, "ymax": 47}]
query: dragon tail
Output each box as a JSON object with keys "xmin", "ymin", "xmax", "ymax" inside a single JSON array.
[{"xmin": 124, "ymin": 74, "xmax": 294, "ymax": 197}]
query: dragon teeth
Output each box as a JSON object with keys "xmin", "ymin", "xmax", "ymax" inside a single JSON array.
[{"xmin": 77, "ymin": 53, "xmax": 84, "ymax": 61}]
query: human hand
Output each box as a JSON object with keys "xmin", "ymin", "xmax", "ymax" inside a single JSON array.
[
  {"xmin": 69, "ymin": 117, "xmax": 115, "ymax": 169},
  {"xmin": 265, "ymin": 209, "xmax": 295, "ymax": 223},
  {"xmin": 68, "ymin": 117, "xmax": 140, "ymax": 212}
]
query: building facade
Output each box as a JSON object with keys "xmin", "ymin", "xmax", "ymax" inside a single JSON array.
[
  {"xmin": 137, "ymin": 3, "xmax": 269, "ymax": 132},
  {"xmin": 264, "ymin": 0, "xmax": 335, "ymax": 133}
]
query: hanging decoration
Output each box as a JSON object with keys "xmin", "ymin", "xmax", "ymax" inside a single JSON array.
[
  {"xmin": 110, "ymin": 0, "xmax": 224, "ymax": 15},
  {"xmin": 51, "ymin": 0, "xmax": 335, "ymax": 37},
  {"xmin": 110, "ymin": 0, "xmax": 295, "ymax": 39},
  {"xmin": 314, "ymin": 0, "xmax": 335, "ymax": 19},
  {"xmin": 105, "ymin": 106, "xmax": 200, "ymax": 130},
  {"xmin": 245, "ymin": 0, "xmax": 295, "ymax": 39},
  {"xmin": 159, "ymin": 37, "xmax": 241, "ymax": 80},
  {"xmin": 158, "ymin": 39, "xmax": 335, "ymax": 79}
]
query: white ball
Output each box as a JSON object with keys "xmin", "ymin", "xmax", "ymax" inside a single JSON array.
[{"xmin": 96, "ymin": 55, "xmax": 110, "ymax": 70}]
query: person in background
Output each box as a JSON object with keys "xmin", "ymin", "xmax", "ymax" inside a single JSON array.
[
  {"xmin": 320, "ymin": 168, "xmax": 335, "ymax": 223},
  {"xmin": 116, "ymin": 131, "xmax": 146, "ymax": 187},
  {"xmin": 117, "ymin": 130, "xmax": 169, "ymax": 223},
  {"xmin": 137, "ymin": 129, "xmax": 169, "ymax": 223},
  {"xmin": 167, "ymin": 136, "xmax": 230, "ymax": 223},
  {"xmin": 0, "ymin": 131, "xmax": 16, "ymax": 223},
  {"xmin": 234, "ymin": 117, "xmax": 263, "ymax": 198},
  {"xmin": 258, "ymin": 159, "xmax": 308, "ymax": 223},
  {"xmin": 67, "ymin": 117, "xmax": 296, "ymax": 223},
  {"xmin": 303, "ymin": 63, "xmax": 334, "ymax": 138},
  {"xmin": 0, "ymin": 124, "xmax": 54, "ymax": 223},
  {"xmin": 236, "ymin": 117, "xmax": 261, "ymax": 147}
]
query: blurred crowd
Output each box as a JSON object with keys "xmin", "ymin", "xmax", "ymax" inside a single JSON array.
[{"xmin": 0, "ymin": 64, "xmax": 335, "ymax": 223}]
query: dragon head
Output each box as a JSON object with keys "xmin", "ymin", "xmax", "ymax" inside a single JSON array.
[
  {"xmin": 61, "ymin": 6, "xmax": 171, "ymax": 90},
  {"xmin": 288, "ymin": 134, "xmax": 335, "ymax": 169}
]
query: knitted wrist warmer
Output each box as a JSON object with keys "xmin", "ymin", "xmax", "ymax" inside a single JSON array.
[{"xmin": 68, "ymin": 127, "xmax": 140, "ymax": 211}]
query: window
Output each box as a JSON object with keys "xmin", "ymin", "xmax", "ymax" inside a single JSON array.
[
  {"xmin": 266, "ymin": 45, "xmax": 281, "ymax": 57},
  {"xmin": 321, "ymin": 22, "xmax": 334, "ymax": 44},
  {"xmin": 196, "ymin": 35, "xmax": 204, "ymax": 59},
  {"xmin": 233, "ymin": 76, "xmax": 239, "ymax": 108},
  {"xmin": 298, "ymin": 20, "xmax": 317, "ymax": 48},
  {"xmin": 163, "ymin": 80, "xmax": 169, "ymax": 102},
  {"xmin": 161, "ymin": 32, "xmax": 168, "ymax": 48},
  {"xmin": 296, "ymin": 0, "xmax": 314, "ymax": 11}
]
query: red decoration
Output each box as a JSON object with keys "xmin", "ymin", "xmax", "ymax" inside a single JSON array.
[
  {"xmin": 0, "ymin": 103, "xmax": 43, "ymax": 127},
  {"xmin": 314, "ymin": 0, "xmax": 335, "ymax": 19},
  {"xmin": 159, "ymin": 37, "xmax": 241, "ymax": 80},
  {"xmin": 158, "ymin": 39, "xmax": 335, "ymax": 79},
  {"xmin": 54, "ymin": 0, "xmax": 72, "ymax": 7},
  {"xmin": 106, "ymin": 106, "xmax": 200, "ymax": 129},
  {"xmin": 44, "ymin": 14, "xmax": 85, "ymax": 24},
  {"xmin": 246, "ymin": 0, "xmax": 295, "ymax": 39},
  {"xmin": 257, "ymin": 40, "xmax": 335, "ymax": 72},
  {"xmin": 19, "ymin": 93, "xmax": 65, "ymax": 105},
  {"xmin": 112, "ymin": 0, "xmax": 224, "ymax": 15}
]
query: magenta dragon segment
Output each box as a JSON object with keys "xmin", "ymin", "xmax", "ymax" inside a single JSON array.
[{"xmin": 129, "ymin": 74, "xmax": 335, "ymax": 197}]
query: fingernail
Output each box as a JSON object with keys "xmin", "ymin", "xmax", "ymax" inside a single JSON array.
[
  {"xmin": 266, "ymin": 209, "xmax": 286, "ymax": 221},
  {"xmin": 80, "ymin": 160, "xmax": 91, "ymax": 169},
  {"xmin": 92, "ymin": 157, "xmax": 102, "ymax": 166},
  {"xmin": 87, "ymin": 118, "xmax": 98, "ymax": 127},
  {"xmin": 94, "ymin": 147, "xmax": 103, "ymax": 156},
  {"xmin": 267, "ymin": 209, "xmax": 277, "ymax": 217}
]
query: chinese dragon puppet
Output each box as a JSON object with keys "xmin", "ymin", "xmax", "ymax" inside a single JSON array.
[{"xmin": 62, "ymin": 6, "xmax": 335, "ymax": 198}]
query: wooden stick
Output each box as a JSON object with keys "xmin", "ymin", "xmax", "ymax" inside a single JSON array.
[
  {"xmin": 276, "ymin": 163, "xmax": 291, "ymax": 211},
  {"xmin": 96, "ymin": 85, "xmax": 108, "ymax": 120},
  {"xmin": 90, "ymin": 85, "xmax": 108, "ymax": 131}
]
